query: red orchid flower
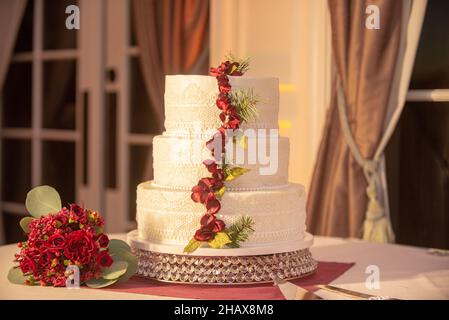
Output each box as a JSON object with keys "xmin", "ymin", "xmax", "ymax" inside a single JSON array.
[
  {"xmin": 205, "ymin": 193, "xmax": 221, "ymax": 215},
  {"xmin": 195, "ymin": 215, "xmax": 226, "ymax": 241},
  {"xmin": 191, "ymin": 177, "xmax": 222, "ymax": 208},
  {"xmin": 203, "ymin": 160, "xmax": 225, "ymax": 182}
]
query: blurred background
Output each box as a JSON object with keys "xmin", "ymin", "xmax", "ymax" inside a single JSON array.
[{"xmin": 0, "ymin": 0, "xmax": 447, "ymax": 248}]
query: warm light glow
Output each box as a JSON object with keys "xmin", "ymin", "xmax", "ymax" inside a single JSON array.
[
  {"xmin": 279, "ymin": 119, "xmax": 293, "ymax": 129},
  {"xmin": 279, "ymin": 83, "xmax": 296, "ymax": 92}
]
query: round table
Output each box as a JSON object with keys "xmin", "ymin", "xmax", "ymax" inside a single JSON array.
[{"xmin": 1, "ymin": 235, "xmax": 448, "ymax": 299}]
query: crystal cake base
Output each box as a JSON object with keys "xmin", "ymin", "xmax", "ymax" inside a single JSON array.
[{"xmin": 129, "ymin": 234, "xmax": 318, "ymax": 285}]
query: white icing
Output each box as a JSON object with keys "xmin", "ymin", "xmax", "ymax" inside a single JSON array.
[
  {"xmin": 136, "ymin": 182, "xmax": 306, "ymax": 246},
  {"xmin": 152, "ymin": 135, "xmax": 289, "ymax": 189},
  {"xmin": 164, "ymin": 75, "xmax": 279, "ymax": 135}
]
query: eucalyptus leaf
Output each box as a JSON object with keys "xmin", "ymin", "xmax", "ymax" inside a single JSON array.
[
  {"xmin": 25, "ymin": 185, "xmax": 62, "ymax": 218},
  {"xmin": 111, "ymin": 248, "xmax": 138, "ymax": 282},
  {"xmin": 108, "ymin": 239, "xmax": 131, "ymax": 255},
  {"xmin": 102, "ymin": 261, "xmax": 128, "ymax": 280},
  {"xmin": 85, "ymin": 277, "xmax": 118, "ymax": 288},
  {"xmin": 7, "ymin": 267, "xmax": 27, "ymax": 285},
  {"xmin": 19, "ymin": 217, "xmax": 35, "ymax": 234}
]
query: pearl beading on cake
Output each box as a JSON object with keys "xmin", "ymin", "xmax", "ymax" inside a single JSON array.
[{"xmin": 150, "ymin": 182, "xmax": 291, "ymax": 192}]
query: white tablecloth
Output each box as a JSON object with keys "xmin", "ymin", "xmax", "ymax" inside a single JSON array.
[{"xmin": 1, "ymin": 234, "xmax": 448, "ymax": 300}]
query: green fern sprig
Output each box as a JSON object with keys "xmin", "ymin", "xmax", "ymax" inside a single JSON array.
[
  {"xmin": 229, "ymin": 88, "xmax": 259, "ymax": 123},
  {"xmin": 225, "ymin": 216, "xmax": 255, "ymax": 248},
  {"xmin": 225, "ymin": 53, "xmax": 251, "ymax": 74}
]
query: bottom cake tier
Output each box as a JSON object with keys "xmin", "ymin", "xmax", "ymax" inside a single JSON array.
[{"xmin": 127, "ymin": 230, "xmax": 318, "ymax": 285}]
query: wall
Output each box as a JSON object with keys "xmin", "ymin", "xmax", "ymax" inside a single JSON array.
[{"xmin": 210, "ymin": 0, "xmax": 331, "ymax": 188}]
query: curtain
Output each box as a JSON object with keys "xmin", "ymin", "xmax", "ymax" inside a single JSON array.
[
  {"xmin": 307, "ymin": 0, "xmax": 427, "ymax": 242},
  {"xmin": 131, "ymin": 0, "xmax": 209, "ymax": 179},
  {"xmin": 0, "ymin": 0, "xmax": 27, "ymax": 244}
]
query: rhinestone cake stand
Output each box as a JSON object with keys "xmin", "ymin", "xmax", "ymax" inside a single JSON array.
[{"xmin": 127, "ymin": 230, "xmax": 318, "ymax": 285}]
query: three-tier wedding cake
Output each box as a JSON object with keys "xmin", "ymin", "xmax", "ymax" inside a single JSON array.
[{"xmin": 128, "ymin": 60, "xmax": 317, "ymax": 284}]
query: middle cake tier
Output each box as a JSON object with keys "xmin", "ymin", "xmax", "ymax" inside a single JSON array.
[{"xmin": 153, "ymin": 134, "xmax": 290, "ymax": 190}]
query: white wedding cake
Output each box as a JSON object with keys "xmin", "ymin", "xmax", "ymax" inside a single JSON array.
[{"xmin": 128, "ymin": 71, "xmax": 317, "ymax": 284}]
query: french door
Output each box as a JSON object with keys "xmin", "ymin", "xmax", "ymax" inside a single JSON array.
[{"xmin": 0, "ymin": 0, "xmax": 156, "ymax": 243}]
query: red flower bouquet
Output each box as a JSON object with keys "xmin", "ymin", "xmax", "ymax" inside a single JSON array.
[{"xmin": 8, "ymin": 186, "xmax": 136, "ymax": 288}]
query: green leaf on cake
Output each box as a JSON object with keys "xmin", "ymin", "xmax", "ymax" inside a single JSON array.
[
  {"xmin": 230, "ymin": 64, "xmax": 238, "ymax": 74},
  {"xmin": 208, "ymin": 232, "xmax": 232, "ymax": 249},
  {"xmin": 101, "ymin": 260, "xmax": 128, "ymax": 280},
  {"xmin": 214, "ymin": 186, "xmax": 226, "ymax": 199},
  {"xmin": 25, "ymin": 185, "xmax": 62, "ymax": 218},
  {"xmin": 7, "ymin": 267, "xmax": 27, "ymax": 285},
  {"xmin": 19, "ymin": 217, "xmax": 35, "ymax": 234},
  {"xmin": 183, "ymin": 238, "xmax": 202, "ymax": 253},
  {"xmin": 224, "ymin": 166, "xmax": 250, "ymax": 181},
  {"xmin": 225, "ymin": 216, "xmax": 255, "ymax": 248},
  {"xmin": 229, "ymin": 88, "xmax": 259, "ymax": 124},
  {"xmin": 85, "ymin": 277, "xmax": 119, "ymax": 288}
]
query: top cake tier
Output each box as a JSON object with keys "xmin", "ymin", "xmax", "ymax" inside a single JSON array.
[{"xmin": 164, "ymin": 75, "xmax": 279, "ymax": 136}]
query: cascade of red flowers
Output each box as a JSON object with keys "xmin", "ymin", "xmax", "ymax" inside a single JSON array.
[{"xmin": 190, "ymin": 60, "xmax": 245, "ymax": 242}]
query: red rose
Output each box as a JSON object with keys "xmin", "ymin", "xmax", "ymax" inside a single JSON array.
[
  {"xmin": 96, "ymin": 251, "xmax": 113, "ymax": 268},
  {"xmin": 69, "ymin": 204, "xmax": 85, "ymax": 219},
  {"xmin": 38, "ymin": 249, "xmax": 53, "ymax": 267},
  {"xmin": 96, "ymin": 234, "xmax": 109, "ymax": 248},
  {"xmin": 64, "ymin": 230, "xmax": 96, "ymax": 264},
  {"xmin": 47, "ymin": 233, "xmax": 66, "ymax": 252},
  {"xmin": 19, "ymin": 256, "xmax": 37, "ymax": 275}
]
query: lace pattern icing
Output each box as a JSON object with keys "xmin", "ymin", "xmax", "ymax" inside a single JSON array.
[
  {"xmin": 137, "ymin": 182, "xmax": 305, "ymax": 215},
  {"xmin": 136, "ymin": 182, "xmax": 306, "ymax": 245},
  {"xmin": 152, "ymin": 135, "xmax": 290, "ymax": 189},
  {"xmin": 164, "ymin": 75, "xmax": 279, "ymax": 134}
]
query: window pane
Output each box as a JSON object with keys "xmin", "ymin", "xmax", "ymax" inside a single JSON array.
[
  {"xmin": 1, "ymin": 139, "xmax": 31, "ymax": 203},
  {"xmin": 3, "ymin": 213, "xmax": 27, "ymax": 244},
  {"xmin": 129, "ymin": 58, "xmax": 160, "ymax": 134},
  {"xmin": 410, "ymin": 0, "xmax": 449, "ymax": 89},
  {"xmin": 43, "ymin": 0, "xmax": 77, "ymax": 50},
  {"xmin": 14, "ymin": 1, "xmax": 34, "ymax": 53},
  {"xmin": 2, "ymin": 63, "xmax": 32, "ymax": 127},
  {"xmin": 105, "ymin": 93, "xmax": 117, "ymax": 189},
  {"xmin": 42, "ymin": 141, "xmax": 75, "ymax": 205},
  {"xmin": 386, "ymin": 102, "xmax": 449, "ymax": 248},
  {"xmin": 43, "ymin": 60, "xmax": 76, "ymax": 129},
  {"xmin": 128, "ymin": 145, "xmax": 152, "ymax": 221}
]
